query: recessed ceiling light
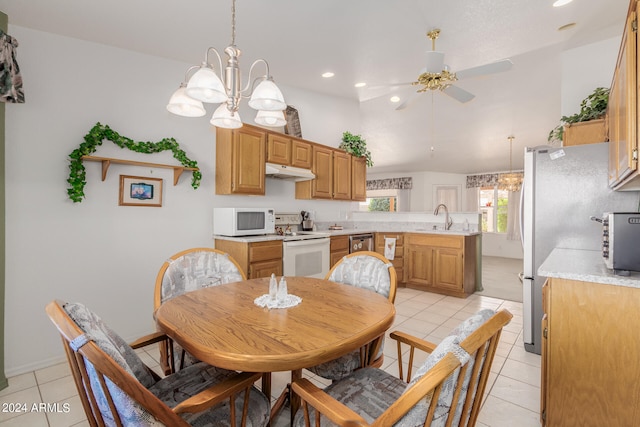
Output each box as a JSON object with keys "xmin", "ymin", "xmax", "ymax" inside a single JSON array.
[
  {"xmin": 553, "ymin": 0, "xmax": 573, "ymax": 7},
  {"xmin": 558, "ymin": 22, "xmax": 577, "ymax": 31},
  {"xmin": 390, "ymin": 96, "xmax": 400, "ymax": 103},
  {"xmin": 354, "ymin": 82, "xmax": 366, "ymax": 88},
  {"xmin": 322, "ymin": 72, "xmax": 335, "ymax": 78}
]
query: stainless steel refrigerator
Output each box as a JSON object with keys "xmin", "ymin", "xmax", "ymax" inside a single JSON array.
[{"xmin": 521, "ymin": 142, "xmax": 639, "ymax": 354}]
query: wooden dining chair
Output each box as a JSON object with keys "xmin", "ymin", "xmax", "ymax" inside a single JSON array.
[
  {"xmin": 46, "ymin": 300, "xmax": 270, "ymax": 427},
  {"xmin": 154, "ymin": 247, "xmax": 246, "ymax": 374},
  {"xmin": 292, "ymin": 308, "xmax": 512, "ymax": 427},
  {"xmin": 306, "ymin": 251, "xmax": 397, "ymax": 381}
]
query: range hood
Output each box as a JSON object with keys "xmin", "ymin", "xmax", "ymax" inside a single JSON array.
[{"xmin": 265, "ymin": 162, "xmax": 315, "ymax": 181}]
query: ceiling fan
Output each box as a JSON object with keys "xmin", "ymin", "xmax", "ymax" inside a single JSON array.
[{"xmin": 390, "ymin": 29, "xmax": 513, "ymax": 110}]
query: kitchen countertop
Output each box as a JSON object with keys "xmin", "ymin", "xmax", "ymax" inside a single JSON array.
[
  {"xmin": 213, "ymin": 228, "xmax": 480, "ymax": 243},
  {"xmin": 318, "ymin": 228, "xmax": 481, "ymax": 237},
  {"xmin": 538, "ymin": 248, "xmax": 640, "ymax": 289}
]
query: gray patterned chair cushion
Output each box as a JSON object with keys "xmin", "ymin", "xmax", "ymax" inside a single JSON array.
[
  {"xmin": 307, "ymin": 254, "xmax": 393, "ymax": 380},
  {"xmin": 150, "ymin": 362, "xmax": 270, "ymax": 427},
  {"xmin": 160, "ymin": 250, "xmax": 245, "ymax": 304},
  {"xmin": 65, "ymin": 302, "xmax": 269, "ymax": 427},
  {"xmin": 397, "ymin": 308, "xmax": 495, "ymax": 427},
  {"xmin": 295, "ymin": 309, "xmax": 496, "ymax": 427},
  {"xmin": 65, "ymin": 302, "xmax": 156, "ymax": 388},
  {"xmin": 326, "ymin": 254, "xmax": 392, "ymax": 299},
  {"xmin": 293, "ymin": 367, "xmax": 406, "ymax": 427},
  {"xmin": 160, "ymin": 250, "xmax": 244, "ymax": 371}
]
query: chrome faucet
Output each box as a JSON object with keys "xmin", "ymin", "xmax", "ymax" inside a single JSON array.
[{"xmin": 434, "ymin": 203, "xmax": 453, "ymax": 230}]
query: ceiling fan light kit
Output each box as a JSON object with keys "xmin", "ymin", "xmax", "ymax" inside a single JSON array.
[
  {"xmin": 389, "ymin": 28, "xmax": 513, "ymax": 109},
  {"xmin": 166, "ymin": 0, "xmax": 286, "ymax": 129}
]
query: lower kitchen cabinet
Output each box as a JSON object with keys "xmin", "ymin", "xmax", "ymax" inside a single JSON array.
[
  {"xmin": 375, "ymin": 232, "xmax": 404, "ymax": 284},
  {"xmin": 214, "ymin": 239, "xmax": 282, "ymax": 279},
  {"xmin": 542, "ymin": 277, "xmax": 640, "ymax": 426},
  {"xmin": 405, "ymin": 233, "xmax": 478, "ymax": 298},
  {"xmin": 330, "ymin": 235, "xmax": 349, "ymax": 268}
]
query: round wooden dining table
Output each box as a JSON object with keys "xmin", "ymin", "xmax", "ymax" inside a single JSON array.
[{"xmin": 154, "ymin": 276, "xmax": 396, "ymax": 420}]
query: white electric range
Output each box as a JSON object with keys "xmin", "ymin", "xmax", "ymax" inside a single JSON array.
[{"xmin": 275, "ymin": 213, "xmax": 330, "ymax": 278}]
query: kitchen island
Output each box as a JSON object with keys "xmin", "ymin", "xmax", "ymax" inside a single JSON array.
[{"xmin": 537, "ymin": 248, "xmax": 640, "ymax": 426}]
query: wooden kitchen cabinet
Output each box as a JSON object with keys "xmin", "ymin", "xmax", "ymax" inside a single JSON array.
[
  {"xmin": 333, "ymin": 150, "xmax": 352, "ymax": 200},
  {"xmin": 295, "ymin": 146, "xmax": 363, "ymax": 201},
  {"xmin": 405, "ymin": 233, "xmax": 478, "ymax": 298},
  {"xmin": 216, "ymin": 125, "xmax": 266, "ymax": 195},
  {"xmin": 214, "ymin": 239, "xmax": 283, "ymax": 279},
  {"xmin": 266, "ymin": 133, "xmax": 312, "ymax": 169},
  {"xmin": 330, "ymin": 235, "xmax": 349, "ymax": 268},
  {"xmin": 351, "ymin": 156, "xmax": 367, "ymax": 201},
  {"xmin": 375, "ymin": 232, "xmax": 404, "ymax": 284},
  {"xmin": 542, "ymin": 277, "xmax": 640, "ymax": 426},
  {"xmin": 608, "ymin": 0, "xmax": 640, "ymax": 190}
]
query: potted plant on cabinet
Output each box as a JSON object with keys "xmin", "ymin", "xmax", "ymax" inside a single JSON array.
[
  {"xmin": 340, "ymin": 131, "xmax": 373, "ymax": 166},
  {"xmin": 548, "ymin": 87, "xmax": 609, "ymax": 146}
]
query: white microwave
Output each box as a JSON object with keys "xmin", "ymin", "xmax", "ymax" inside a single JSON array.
[{"xmin": 213, "ymin": 208, "xmax": 275, "ymax": 237}]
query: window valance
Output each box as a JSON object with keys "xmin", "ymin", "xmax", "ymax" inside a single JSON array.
[
  {"xmin": 366, "ymin": 177, "xmax": 413, "ymax": 190},
  {"xmin": 0, "ymin": 29, "xmax": 24, "ymax": 103},
  {"xmin": 466, "ymin": 174, "xmax": 498, "ymax": 189}
]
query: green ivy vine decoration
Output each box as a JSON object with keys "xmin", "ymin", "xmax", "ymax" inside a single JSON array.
[{"xmin": 67, "ymin": 122, "xmax": 202, "ymax": 203}]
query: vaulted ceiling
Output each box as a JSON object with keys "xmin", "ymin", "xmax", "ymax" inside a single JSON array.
[{"xmin": 0, "ymin": 0, "xmax": 629, "ymax": 174}]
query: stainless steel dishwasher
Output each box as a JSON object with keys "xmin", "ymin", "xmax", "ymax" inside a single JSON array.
[{"xmin": 349, "ymin": 233, "xmax": 374, "ymax": 253}]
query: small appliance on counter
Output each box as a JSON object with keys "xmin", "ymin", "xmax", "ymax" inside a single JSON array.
[
  {"xmin": 213, "ymin": 207, "xmax": 275, "ymax": 237},
  {"xmin": 591, "ymin": 212, "xmax": 640, "ymax": 273},
  {"xmin": 301, "ymin": 210, "xmax": 314, "ymax": 231}
]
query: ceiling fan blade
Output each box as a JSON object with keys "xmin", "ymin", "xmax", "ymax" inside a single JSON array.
[
  {"xmin": 395, "ymin": 91, "xmax": 421, "ymax": 110},
  {"xmin": 365, "ymin": 82, "xmax": 414, "ymax": 90},
  {"xmin": 441, "ymin": 85, "xmax": 475, "ymax": 103},
  {"xmin": 455, "ymin": 59, "xmax": 513, "ymax": 80}
]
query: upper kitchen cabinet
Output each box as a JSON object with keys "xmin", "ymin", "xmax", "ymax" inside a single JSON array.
[
  {"xmin": 608, "ymin": 0, "xmax": 640, "ymax": 190},
  {"xmin": 295, "ymin": 146, "xmax": 365, "ymax": 201},
  {"xmin": 333, "ymin": 150, "xmax": 352, "ymax": 200},
  {"xmin": 266, "ymin": 133, "xmax": 313, "ymax": 169},
  {"xmin": 216, "ymin": 125, "xmax": 266, "ymax": 195},
  {"xmin": 351, "ymin": 155, "xmax": 367, "ymax": 201}
]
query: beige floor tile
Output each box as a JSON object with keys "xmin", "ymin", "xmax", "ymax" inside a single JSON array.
[
  {"xmin": 507, "ymin": 343, "xmax": 541, "ymax": 368},
  {"xmin": 477, "ymin": 395, "xmax": 541, "ymax": 427},
  {"xmin": 0, "ymin": 410, "xmax": 49, "ymax": 427},
  {"xmin": 0, "ymin": 373, "xmax": 37, "ymax": 398},
  {"xmin": 38, "ymin": 376, "xmax": 77, "ymax": 405},
  {"xmin": 489, "ymin": 376, "xmax": 540, "ymax": 413},
  {"xmin": 0, "ymin": 387, "xmax": 43, "ymax": 423},
  {"xmin": 499, "ymin": 359, "xmax": 541, "ymax": 388},
  {"xmin": 34, "ymin": 363, "xmax": 71, "ymax": 386},
  {"xmin": 45, "ymin": 395, "xmax": 86, "ymax": 427}
]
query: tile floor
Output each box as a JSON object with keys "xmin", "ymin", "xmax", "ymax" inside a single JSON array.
[{"xmin": 0, "ymin": 287, "xmax": 541, "ymax": 427}]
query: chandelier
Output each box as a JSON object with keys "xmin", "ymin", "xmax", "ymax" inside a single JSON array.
[
  {"xmin": 498, "ymin": 136, "xmax": 523, "ymax": 192},
  {"xmin": 166, "ymin": 0, "xmax": 286, "ymax": 129}
]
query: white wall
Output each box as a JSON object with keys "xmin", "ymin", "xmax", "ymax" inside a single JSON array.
[
  {"xmin": 561, "ymin": 36, "xmax": 620, "ymax": 117},
  {"xmin": 4, "ymin": 26, "xmax": 359, "ymax": 375}
]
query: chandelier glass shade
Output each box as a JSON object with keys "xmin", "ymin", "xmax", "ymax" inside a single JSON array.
[
  {"xmin": 498, "ymin": 136, "xmax": 523, "ymax": 192},
  {"xmin": 165, "ymin": 83, "xmax": 206, "ymax": 117},
  {"xmin": 166, "ymin": 0, "xmax": 286, "ymax": 129}
]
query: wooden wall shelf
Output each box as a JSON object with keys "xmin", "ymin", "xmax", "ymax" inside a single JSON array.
[{"xmin": 81, "ymin": 155, "xmax": 199, "ymax": 186}]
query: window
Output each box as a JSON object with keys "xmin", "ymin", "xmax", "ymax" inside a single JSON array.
[
  {"xmin": 479, "ymin": 187, "xmax": 508, "ymax": 233},
  {"xmin": 361, "ymin": 189, "xmax": 399, "ymax": 212}
]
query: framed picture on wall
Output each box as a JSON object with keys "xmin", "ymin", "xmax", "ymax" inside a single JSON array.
[{"xmin": 119, "ymin": 175, "xmax": 163, "ymax": 207}]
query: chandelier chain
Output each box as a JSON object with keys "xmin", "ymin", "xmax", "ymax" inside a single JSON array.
[{"xmin": 231, "ymin": 0, "xmax": 236, "ymax": 46}]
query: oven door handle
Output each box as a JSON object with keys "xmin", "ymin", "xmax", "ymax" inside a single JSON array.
[{"xmin": 284, "ymin": 238, "xmax": 330, "ymax": 247}]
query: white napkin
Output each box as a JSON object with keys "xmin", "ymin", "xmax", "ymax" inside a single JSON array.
[{"xmin": 384, "ymin": 237, "xmax": 396, "ymax": 260}]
